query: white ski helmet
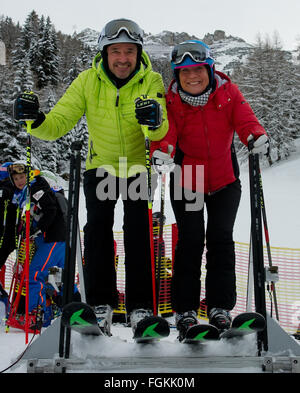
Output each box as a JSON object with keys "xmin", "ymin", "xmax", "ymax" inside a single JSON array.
[{"xmin": 98, "ymin": 18, "xmax": 143, "ymax": 52}]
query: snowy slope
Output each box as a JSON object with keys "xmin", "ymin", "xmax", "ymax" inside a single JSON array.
[{"xmin": 235, "ymin": 140, "xmax": 300, "ymax": 249}]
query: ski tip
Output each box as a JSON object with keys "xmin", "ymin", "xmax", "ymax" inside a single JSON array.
[
  {"xmin": 182, "ymin": 324, "xmax": 219, "ymax": 343},
  {"xmin": 232, "ymin": 312, "xmax": 266, "ymax": 332},
  {"xmin": 62, "ymin": 302, "xmax": 97, "ymax": 328},
  {"xmin": 133, "ymin": 316, "xmax": 170, "ymax": 341}
]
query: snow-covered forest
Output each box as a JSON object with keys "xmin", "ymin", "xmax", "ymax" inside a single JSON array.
[
  {"xmin": 233, "ymin": 34, "xmax": 300, "ymax": 166},
  {"xmin": 1, "ymin": 10, "xmax": 300, "ymax": 176}
]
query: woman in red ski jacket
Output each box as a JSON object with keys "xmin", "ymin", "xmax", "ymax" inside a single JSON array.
[
  {"xmin": 165, "ymin": 68, "xmax": 267, "ymax": 195},
  {"xmin": 151, "ymin": 40, "xmax": 268, "ymax": 341}
]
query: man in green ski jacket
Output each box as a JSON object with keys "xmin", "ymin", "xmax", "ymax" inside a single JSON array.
[{"xmin": 13, "ymin": 18, "xmax": 169, "ymax": 337}]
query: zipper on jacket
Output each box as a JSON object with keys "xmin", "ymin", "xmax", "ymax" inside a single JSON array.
[
  {"xmin": 115, "ymin": 89, "xmax": 120, "ymax": 107},
  {"xmin": 89, "ymin": 140, "xmax": 97, "ymax": 163},
  {"xmin": 114, "ymin": 89, "xmax": 126, "ymax": 162}
]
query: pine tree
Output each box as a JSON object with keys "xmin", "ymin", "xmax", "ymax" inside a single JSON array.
[
  {"xmin": 13, "ymin": 52, "xmax": 34, "ymax": 94},
  {"xmin": 0, "ymin": 64, "xmax": 21, "ymax": 162},
  {"xmin": 11, "ymin": 11, "xmax": 37, "ymax": 95},
  {"xmin": 34, "ymin": 15, "xmax": 47, "ymax": 89},
  {"xmin": 232, "ymin": 34, "xmax": 300, "ymax": 166},
  {"xmin": 34, "ymin": 16, "xmax": 60, "ymax": 89},
  {"xmin": 57, "ymin": 32, "xmax": 86, "ymax": 84},
  {"xmin": 65, "ymin": 55, "xmax": 83, "ymax": 85},
  {"xmin": 0, "ymin": 16, "xmax": 21, "ymax": 59},
  {"xmin": 22, "ymin": 10, "xmax": 39, "ymax": 52},
  {"xmin": 26, "ymin": 15, "xmax": 60, "ymax": 89},
  {"xmin": 46, "ymin": 17, "xmax": 60, "ymax": 87}
]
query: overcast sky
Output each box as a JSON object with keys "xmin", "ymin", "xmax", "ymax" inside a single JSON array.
[{"xmin": 1, "ymin": 0, "xmax": 299, "ymax": 50}]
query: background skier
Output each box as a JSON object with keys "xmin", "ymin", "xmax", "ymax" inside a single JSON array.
[
  {"xmin": 13, "ymin": 18, "xmax": 169, "ymax": 337},
  {"xmin": 6, "ymin": 162, "xmax": 67, "ymax": 332}
]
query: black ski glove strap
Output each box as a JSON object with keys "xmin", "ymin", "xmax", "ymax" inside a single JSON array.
[
  {"xmin": 32, "ymin": 112, "xmax": 46, "ymax": 129},
  {"xmin": 13, "ymin": 92, "xmax": 46, "ymax": 129},
  {"xmin": 135, "ymin": 96, "xmax": 162, "ymax": 130},
  {"xmin": 13, "ymin": 92, "xmax": 40, "ymax": 122}
]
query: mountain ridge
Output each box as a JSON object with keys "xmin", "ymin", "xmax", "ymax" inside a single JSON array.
[{"xmin": 75, "ymin": 28, "xmax": 254, "ymax": 73}]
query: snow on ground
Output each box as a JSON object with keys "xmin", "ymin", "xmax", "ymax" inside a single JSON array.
[
  {"xmin": 235, "ymin": 147, "xmax": 300, "ymax": 249},
  {"xmin": 0, "ymin": 328, "xmax": 31, "ymax": 372}
]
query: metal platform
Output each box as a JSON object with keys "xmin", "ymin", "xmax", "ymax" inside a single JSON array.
[
  {"xmin": 9, "ymin": 313, "xmax": 299, "ymax": 373},
  {"xmin": 24, "ymin": 321, "xmax": 300, "ymax": 374},
  {"xmin": 25, "ymin": 354, "xmax": 300, "ymax": 373}
]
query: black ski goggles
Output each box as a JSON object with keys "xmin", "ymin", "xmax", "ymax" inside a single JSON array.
[
  {"xmin": 171, "ymin": 42, "xmax": 212, "ymax": 65},
  {"xmin": 103, "ymin": 19, "xmax": 143, "ymax": 43},
  {"xmin": 8, "ymin": 164, "xmax": 26, "ymax": 175}
]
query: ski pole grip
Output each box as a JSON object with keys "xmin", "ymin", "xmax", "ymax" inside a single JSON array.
[
  {"xmin": 141, "ymin": 125, "xmax": 149, "ymax": 139},
  {"xmin": 25, "ymin": 120, "xmax": 33, "ymax": 133}
]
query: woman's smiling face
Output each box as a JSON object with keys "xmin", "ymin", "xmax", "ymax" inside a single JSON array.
[{"xmin": 179, "ymin": 65, "xmax": 209, "ymax": 95}]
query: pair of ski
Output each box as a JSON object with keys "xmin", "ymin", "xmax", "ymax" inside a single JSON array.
[
  {"xmin": 182, "ymin": 311, "xmax": 266, "ymax": 343},
  {"xmin": 62, "ymin": 301, "xmax": 170, "ymax": 343},
  {"xmin": 62, "ymin": 302, "xmax": 266, "ymax": 344}
]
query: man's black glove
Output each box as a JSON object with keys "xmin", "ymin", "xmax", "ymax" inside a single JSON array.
[
  {"xmin": 13, "ymin": 91, "xmax": 45, "ymax": 128},
  {"xmin": 135, "ymin": 96, "xmax": 162, "ymax": 130}
]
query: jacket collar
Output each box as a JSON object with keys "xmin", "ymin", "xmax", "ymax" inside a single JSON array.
[{"xmin": 167, "ymin": 70, "xmax": 231, "ymax": 108}]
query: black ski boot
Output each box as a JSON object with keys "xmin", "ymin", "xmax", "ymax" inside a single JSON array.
[
  {"xmin": 176, "ymin": 310, "xmax": 198, "ymax": 342},
  {"xmin": 208, "ymin": 308, "xmax": 232, "ymax": 332},
  {"xmin": 94, "ymin": 304, "xmax": 113, "ymax": 336}
]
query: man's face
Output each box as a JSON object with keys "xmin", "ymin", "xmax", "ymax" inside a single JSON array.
[{"xmin": 107, "ymin": 43, "xmax": 138, "ymax": 79}]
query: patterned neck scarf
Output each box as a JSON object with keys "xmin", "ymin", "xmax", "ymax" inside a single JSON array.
[{"xmin": 179, "ymin": 87, "xmax": 212, "ymax": 107}]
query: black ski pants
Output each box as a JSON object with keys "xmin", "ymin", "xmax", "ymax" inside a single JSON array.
[
  {"xmin": 170, "ymin": 178, "xmax": 241, "ymax": 314},
  {"xmin": 83, "ymin": 169, "xmax": 154, "ymax": 314}
]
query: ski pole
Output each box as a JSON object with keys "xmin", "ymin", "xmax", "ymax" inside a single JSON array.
[
  {"xmin": 141, "ymin": 124, "xmax": 157, "ymax": 316},
  {"xmin": 155, "ymin": 141, "xmax": 172, "ymax": 314},
  {"xmin": 0, "ymin": 200, "xmax": 9, "ymax": 249},
  {"xmin": 14, "ymin": 91, "xmax": 39, "ymax": 342},
  {"xmin": 246, "ymin": 236, "xmax": 254, "ymax": 312},
  {"xmin": 155, "ymin": 173, "xmax": 165, "ymax": 314},
  {"xmin": 59, "ymin": 141, "xmax": 82, "ymax": 359},
  {"xmin": 24, "ymin": 119, "xmax": 33, "ymax": 344},
  {"xmin": 258, "ymin": 170, "xmax": 279, "ymax": 321},
  {"xmin": 248, "ymin": 141, "xmax": 268, "ymax": 354}
]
